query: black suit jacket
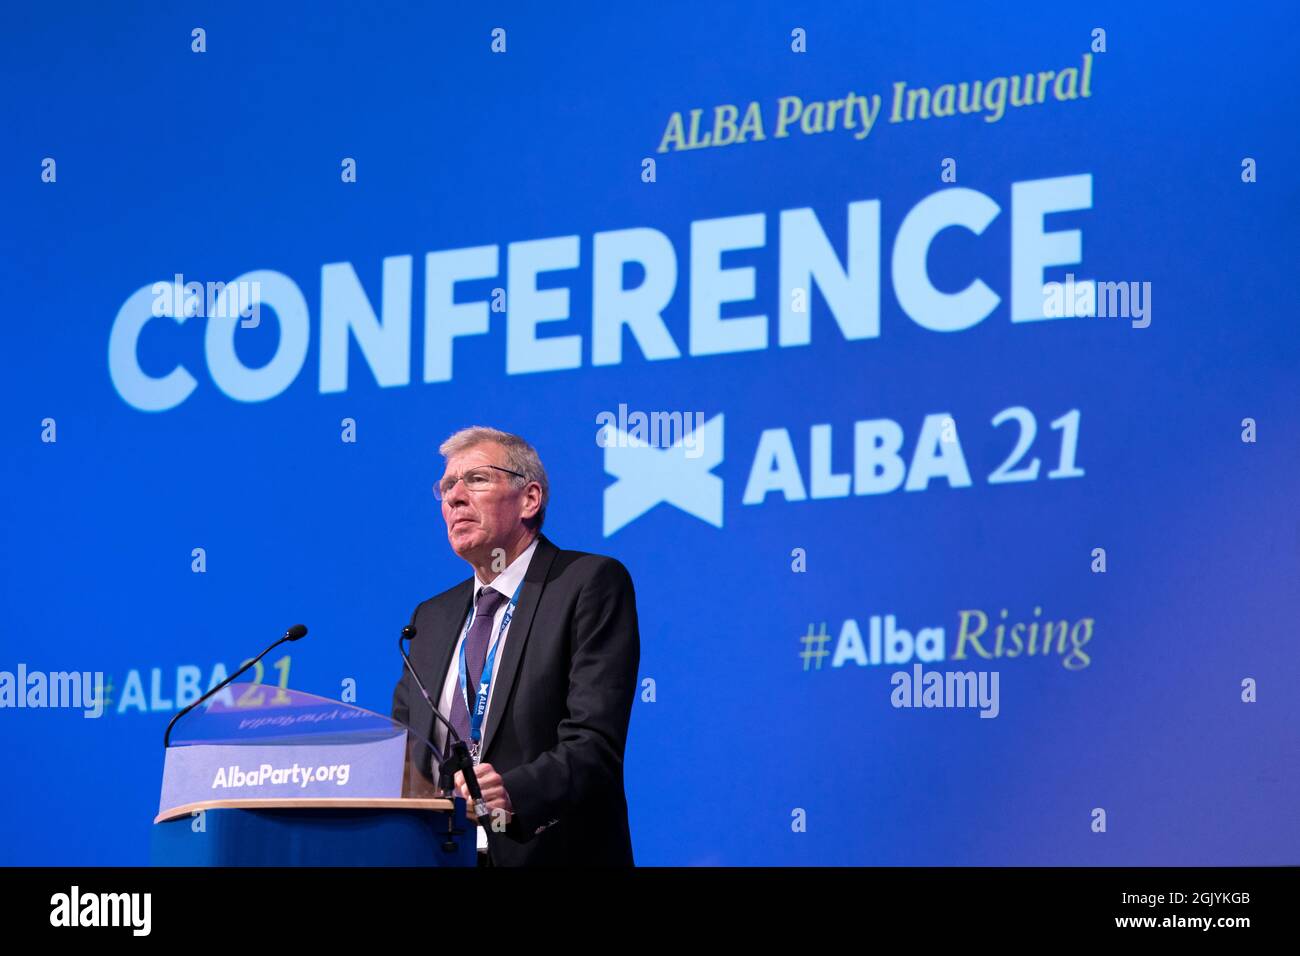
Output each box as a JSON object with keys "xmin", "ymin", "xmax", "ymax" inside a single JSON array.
[{"xmin": 391, "ymin": 532, "xmax": 640, "ymax": 866}]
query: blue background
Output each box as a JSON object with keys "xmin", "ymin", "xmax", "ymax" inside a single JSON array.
[{"xmin": 2, "ymin": 1, "xmax": 1297, "ymax": 865}]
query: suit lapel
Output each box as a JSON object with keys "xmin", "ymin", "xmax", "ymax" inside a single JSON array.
[
  {"xmin": 421, "ymin": 578, "xmax": 473, "ymax": 768},
  {"xmin": 481, "ymin": 532, "xmax": 558, "ymax": 761}
]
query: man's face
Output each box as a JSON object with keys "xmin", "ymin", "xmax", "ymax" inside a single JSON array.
[{"xmin": 439, "ymin": 442, "xmax": 536, "ymax": 562}]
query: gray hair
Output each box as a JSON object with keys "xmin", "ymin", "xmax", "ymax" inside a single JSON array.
[{"xmin": 439, "ymin": 426, "xmax": 549, "ymax": 531}]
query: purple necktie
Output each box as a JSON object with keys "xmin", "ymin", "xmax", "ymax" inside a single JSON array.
[{"xmin": 449, "ymin": 586, "xmax": 508, "ymax": 754}]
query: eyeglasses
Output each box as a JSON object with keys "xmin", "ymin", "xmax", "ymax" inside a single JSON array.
[{"xmin": 433, "ymin": 464, "xmax": 526, "ymax": 500}]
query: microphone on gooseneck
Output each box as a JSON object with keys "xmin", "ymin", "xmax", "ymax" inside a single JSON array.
[
  {"xmin": 163, "ymin": 623, "xmax": 308, "ymax": 748},
  {"xmin": 398, "ymin": 618, "xmax": 491, "ymax": 821}
]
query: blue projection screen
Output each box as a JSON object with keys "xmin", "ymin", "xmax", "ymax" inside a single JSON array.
[{"xmin": 2, "ymin": 1, "xmax": 1297, "ymax": 865}]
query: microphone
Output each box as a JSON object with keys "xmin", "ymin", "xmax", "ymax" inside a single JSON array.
[
  {"xmin": 398, "ymin": 619, "xmax": 492, "ymax": 821},
  {"xmin": 163, "ymin": 624, "xmax": 308, "ymax": 748}
]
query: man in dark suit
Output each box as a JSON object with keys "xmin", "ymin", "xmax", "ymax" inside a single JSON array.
[{"xmin": 392, "ymin": 426, "xmax": 640, "ymax": 866}]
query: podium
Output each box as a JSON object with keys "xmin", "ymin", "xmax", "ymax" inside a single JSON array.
[
  {"xmin": 152, "ymin": 683, "xmax": 478, "ymax": 866},
  {"xmin": 152, "ymin": 797, "xmax": 478, "ymax": 866}
]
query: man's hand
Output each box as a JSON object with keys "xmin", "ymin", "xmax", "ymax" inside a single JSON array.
[{"xmin": 454, "ymin": 762, "xmax": 514, "ymax": 821}]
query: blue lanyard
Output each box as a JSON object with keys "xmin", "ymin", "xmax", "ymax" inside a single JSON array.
[{"xmin": 456, "ymin": 580, "xmax": 524, "ymax": 758}]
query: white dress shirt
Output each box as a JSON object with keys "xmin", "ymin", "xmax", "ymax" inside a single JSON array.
[{"xmin": 435, "ymin": 536, "xmax": 538, "ymax": 852}]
